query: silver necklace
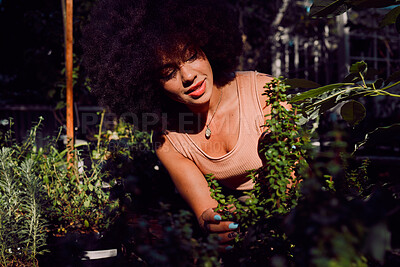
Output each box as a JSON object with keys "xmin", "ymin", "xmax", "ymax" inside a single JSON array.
[{"xmin": 205, "ymin": 89, "xmax": 223, "ymax": 139}]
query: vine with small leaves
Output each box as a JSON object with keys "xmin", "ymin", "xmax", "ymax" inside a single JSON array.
[{"xmin": 207, "ymin": 77, "xmax": 310, "ymax": 264}]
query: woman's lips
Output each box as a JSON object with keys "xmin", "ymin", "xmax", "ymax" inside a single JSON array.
[{"xmin": 187, "ymin": 80, "xmax": 206, "ymax": 97}]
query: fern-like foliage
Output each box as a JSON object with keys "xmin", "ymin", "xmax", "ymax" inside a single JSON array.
[{"xmin": 0, "ymin": 117, "xmax": 48, "ymax": 266}]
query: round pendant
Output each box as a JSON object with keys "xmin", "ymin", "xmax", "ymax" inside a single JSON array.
[{"xmin": 205, "ymin": 127, "xmax": 211, "ymax": 139}]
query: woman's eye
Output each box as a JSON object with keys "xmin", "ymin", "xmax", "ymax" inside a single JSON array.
[
  {"xmin": 186, "ymin": 51, "xmax": 198, "ymax": 62},
  {"xmin": 161, "ymin": 68, "xmax": 177, "ymax": 80}
]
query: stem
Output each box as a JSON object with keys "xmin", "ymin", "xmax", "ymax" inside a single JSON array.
[
  {"xmin": 359, "ymin": 72, "xmax": 367, "ymax": 88},
  {"xmin": 372, "ymin": 90, "xmax": 400, "ymax": 98},
  {"xmin": 380, "ymin": 80, "xmax": 400, "ymax": 92},
  {"xmin": 55, "ymin": 127, "xmax": 63, "ymax": 144},
  {"xmin": 97, "ymin": 109, "xmax": 106, "ymax": 155},
  {"xmin": 17, "ymin": 117, "xmax": 43, "ymax": 160}
]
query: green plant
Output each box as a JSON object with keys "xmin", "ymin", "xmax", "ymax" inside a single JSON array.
[
  {"xmin": 0, "ymin": 118, "xmax": 48, "ymax": 266},
  {"xmin": 283, "ymin": 3, "xmax": 400, "ymax": 264},
  {"xmin": 40, "ymin": 146, "xmax": 119, "ymax": 234},
  {"xmin": 288, "ymin": 61, "xmax": 400, "ymax": 128},
  {"xmin": 38, "ymin": 115, "xmax": 120, "ymax": 234},
  {"xmin": 87, "ymin": 118, "xmax": 222, "ymax": 265},
  {"xmin": 206, "ymin": 78, "xmax": 310, "ymax": 265},
  {"xmin": 1, "ymin": 115, "xmax": 120, "ymax": 242},
  {"xmin": 285, "ymin": 127, "xmax": 397, "ymax": 267},
  {"xmin": 203, "ymin": 74, "xmax": 399, "ymax": 266}
]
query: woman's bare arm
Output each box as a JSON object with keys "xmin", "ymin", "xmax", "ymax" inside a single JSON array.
[{"xmin": 155, "ymin": 135, "xmax": 238, "ymax": 244}]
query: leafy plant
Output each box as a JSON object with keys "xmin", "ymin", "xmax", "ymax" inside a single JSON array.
[
  {"xmin": 91, "ymin": 118, "xmax": 222, "ymax": 265},
  {"xmin": 0, "ymin": 115, "xmax": 121, "ymax": 266},
  {"xmin": 39, "ymin": 115, "xmax": 120, "ymax": 234},
  {"xmin": 0, "ymin": 118, "xmax": 48, "ymax": 266},
  {"xmin": 203, "ymin": 75, "xmax": 399, "ymax": 266},
  {"xmin": 206, "ymin": 78, "xmax": 310, "ymax": 265},
  {"xmin": 40, "ymin": 144, "xmax": 119, "ymax": 234},
  {"xmin": 281, "ymin": 4, "xmax": 400, "ymax": 261},
  {"xmin": 286, "ymin": 127, "xmax": 398, "ymax": 267},
  {"xmin": 288, "ymin": 61, "xmax": 400, "ymax": 128}
]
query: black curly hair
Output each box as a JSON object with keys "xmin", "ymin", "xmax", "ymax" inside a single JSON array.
[{"xmin": 81, "ymin": 0, "xmax": 243, "ymax": 131}]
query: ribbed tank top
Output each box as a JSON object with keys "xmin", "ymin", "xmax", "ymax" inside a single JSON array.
[{"xmin": 164, "ymin": 71, "xmax": 268, "ymax": 190}]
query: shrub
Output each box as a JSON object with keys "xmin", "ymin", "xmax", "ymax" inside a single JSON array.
[
  {"xmin": 0, "ymin": 118, "xmax": 48, "ymax": 266},
  {"xmin": 206, "ymin": 78, "xmax": 310, "ymax": 266}
]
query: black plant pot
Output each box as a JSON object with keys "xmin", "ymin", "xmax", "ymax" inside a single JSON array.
[{"xmin": 38, "ymin": 231, "xmax": 122, "ymax": 267}]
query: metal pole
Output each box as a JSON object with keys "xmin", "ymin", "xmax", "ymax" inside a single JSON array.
[{"xmin": 65, "ymin": 0, "xmax": 74, "ymax": 165}]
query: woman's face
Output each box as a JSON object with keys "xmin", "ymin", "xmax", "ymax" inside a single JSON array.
[{"xmin": 159, "ymin": 46, "xmax": 214, "ymax": 109}]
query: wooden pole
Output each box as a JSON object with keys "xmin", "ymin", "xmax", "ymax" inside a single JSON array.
[{"xmin": 65, "ymin": 0, "xmax": 74, "ymax": 165}]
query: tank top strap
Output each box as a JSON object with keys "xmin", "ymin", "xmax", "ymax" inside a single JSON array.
[
  {"xmin": 235, "ymin": 71, "xmax": 265, "ymax": 134},
  {"xmin": 163, "ymin": 130, "xmax": 194, "ymax": 160}
]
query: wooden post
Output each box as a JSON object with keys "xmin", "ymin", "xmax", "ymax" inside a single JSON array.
[{"xmin": 65, "ymin": 0, "xmax": 74, "ymax": 166}]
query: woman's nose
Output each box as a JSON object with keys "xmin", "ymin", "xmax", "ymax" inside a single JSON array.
[{"xmin": 180, "ymin": 65, "xmax": 196, "ymax": 87}]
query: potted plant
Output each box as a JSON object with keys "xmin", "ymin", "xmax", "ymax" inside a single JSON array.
[
  {"xmin": 0, "ymin": 117, "xmax": 48, "ymax": 266},
  {"xmin": 35, "ymin": 113, "xmax": 124, "ymax": 266},
  {"xmin": 0, "ymin": 115, "xmax": 123, "ymax": 265}
]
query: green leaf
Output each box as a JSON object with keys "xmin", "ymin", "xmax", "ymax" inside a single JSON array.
[
  {"xmin": 319, "ymin": 96, "xmax": 339, "ymax": 114},
  {"xmin": 84, "ymin": 220, "xmax": 90, "ymax": 228},
  {"xmin": 349, "ymin": 61, "xmax": 367, "ymax": 74},
  {"xmin": 343, "ymin": 73, "xmax": 362, "ymax": 83},
  {"xmin": 290, "ymin": 83, "xmax": 353, "ymax": 103},
  {"xmin": 55, "ymin": 101, "xmax": 66, "ymax": 110},
  {"xmin": 385, "ymin": 69, "xmax": 400, "ymax": 85},
  {"xmin": 92, "ymin": 150, "xmax": 101, "ymax": 160},
  {"xmin": 309, "ymin": 0, "xmax": 348, "ymax": 17},
  {"xmin": 363, "ymin": 222, "xmax": 391, "ymax": 264},
  {"xmin": 340, "ymin": 100, "xmax": 366, "ymax": 126},
  {"xmin": 285, "ymin": 79, "xmax": 321, "ymax": 89},
  {"xmin": 84, "ymin": 199, "xmax": 90, "ymax": 208},
  {"xmin": 379, "ymin": 5, "xmax": 400, "ymax": 27},
  {"xmin": 43, "ymin": 175, "xmax": 49, "ymax": 184}
]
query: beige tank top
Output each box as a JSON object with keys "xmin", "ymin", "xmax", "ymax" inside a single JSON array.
[{"xmin": 164, "ymin": 71, "xmax": 268, "ymax": 190}]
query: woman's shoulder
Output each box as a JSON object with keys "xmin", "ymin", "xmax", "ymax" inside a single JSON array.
[
  {"xmin": 255, "ymin": 72, "xmax": 273, "ymax": 88},
  {"xmin": 153, "ymin": 130, "xmax": 178, "ymax": 156},
  {"xmin": 235, "ymin": 71, "xmax": 273, "ymax": 83},
  {"xmin": 234, "ymin": 71, "xmax": 273, "ymax": 92},
  {"xmin": 153, "ymin": 130, "xmax": 185, "ymax": 154}
]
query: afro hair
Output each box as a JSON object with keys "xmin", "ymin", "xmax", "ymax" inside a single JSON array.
[{"xmin": 81, "ymin": 0, "xmax": 243, "ymax": 130}]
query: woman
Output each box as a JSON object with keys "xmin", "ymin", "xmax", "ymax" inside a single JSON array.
[{"xmin": 82, "ymin": 0, "xmax": 283, "ymax": 249}]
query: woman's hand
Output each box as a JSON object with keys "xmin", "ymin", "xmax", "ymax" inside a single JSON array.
[{"xmin": 198, "ymin": 208, "xmax": 238, "ymax": 249}]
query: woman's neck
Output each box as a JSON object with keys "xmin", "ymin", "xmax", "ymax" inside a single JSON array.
[{"xmin": 187, "ymin": 85, "xmax": 222, "ymax": 118}]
